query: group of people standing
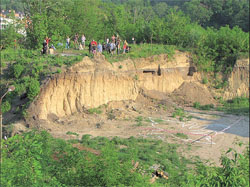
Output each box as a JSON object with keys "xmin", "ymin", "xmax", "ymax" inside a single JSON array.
[
  {"xmin": 42, "ymin": 33, "xmax": 132, "ymax": 55},
  {"xmin": 42, "ymin": 36, "xmax": 56, "ymax": 54},
  {"xmin": 89, "ymin": 34, "xmax": 130, "ymax": 55},
  {"xmin": 66, "ymin": 33, "xmax": 131, "ymax": 55},
  {"xmin": 66, "ymin": 33, "xmax": 86, "ymax": 50}
]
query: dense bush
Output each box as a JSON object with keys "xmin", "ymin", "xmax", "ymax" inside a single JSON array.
[
  {"xmin": 1, "ymin": 131, "xmax": 249, "ymax": 186},
  {"xmin": 192, "ymin": 26, "xmax": 249, "ymax": 73},
  {"xmin": 27, "ymin": 78, "xmax": 40, "ymax": 100},
  {"xmin": 1, "ymin": 100, "xmax": 11, "ymax": 113},
  {"xmin": 1, "ymin": 131, "xmax": 148, "ymax": 186},
  {"xmin": 217, "ymin": 97, "xmax": 249, "ymax": 115}
]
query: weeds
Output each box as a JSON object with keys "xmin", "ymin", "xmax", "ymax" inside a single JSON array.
[
  {"xmin": 194, "ymin": 97, "xmax": 249, "ymax": 115},
  {"xmin": 66, "ymin": 131, "xmax": 79, "ymax": 136},
  {"xmin": 175, "ymin": 133, "xmax": 188, "ymax": 139},
  {"xmin": 217, "ymin": 97, "xmax": 249, "ymax": 115},
  {"xmin": 107, "ymin": 110, "xmax": 116, "ymax": 120},
  {"xmin": 88, "ymin": 107, "xmax": 102, "ymax": 114},
  {"xmin": 202, "ymin": 77, "xmax": 208, "ymax": 84},
  {"xmin": 158, "ymin": 104, "xmax": 167, "ymax": 111},
  {"xmin": 172, "ymin": 108, "xmax": 192, "ymax": 121},
  {"xmin": 193, "ymin": 102, "xmax": 214, "ymax": 110},
  {"xmin": 134, "ymin": 116, "xmax": 144, "ymax": 126}
]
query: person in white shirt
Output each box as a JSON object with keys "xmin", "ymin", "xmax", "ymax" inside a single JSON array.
[{"xmin": 81, "ymin": 34, "xmax": 86, "ymax": 49}]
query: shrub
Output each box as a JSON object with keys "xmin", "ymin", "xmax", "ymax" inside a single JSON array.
[
  {"xmin": 13, "ymin": 63, "xmax": 25, "ymax": 78},
  {"xmin": 193, "ymin": 102, "xmax": 200, "ymax": 109},
  {"xmin": 193, "ymin": 102, "xmax": 214, "ymax": 110},
  {"xmin": 202, "ymin": 77, "xmax": 208, "ymax": 84},
  {"xmin": 217, "ymin": 97, "xmax": 249, "ymax": 115},
  {"xmin": 27, "ymin": 78, "xmax": 40, "ymax": 100},
  {"xmin": 66, "ymin": 131, "xmax": 79, "ymax": 136},
  {"xmin": 88, "ymin": 107, "xmax": 102, "ymax": 114},
  {"xmin": 175, "ymin": 133, "xmax": 188, "ymax": 139},
  {"xmin": 1, "ymin": 100, "xmax": 11, "ymax": 113}
]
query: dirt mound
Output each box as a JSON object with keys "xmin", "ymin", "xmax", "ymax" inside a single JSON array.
[{"xmin": 172, "ymin": 82, "xmax": 217, "ymax": 106}]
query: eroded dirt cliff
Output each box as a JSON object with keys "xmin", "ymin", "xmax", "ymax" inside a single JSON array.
[
  {"xmin": 28, "ymin": 52, "xmax": 195, "ymax": 120},
  {"xmin": 27, "ymin": 51, "xmax": 249, "ymax": 122},
  {"xmin": 223, "ymin": 58, "xmax": 249, "ymax": 99}
]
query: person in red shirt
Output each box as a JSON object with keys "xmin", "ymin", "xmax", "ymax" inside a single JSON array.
[
  {"xmin": 91, "ymin": 40, "xmax": 97, "ymax": 46},
  {"xmin": 45, "ymin": 37, "xmax": 51, "ymax": 54},
  {"xmin": 90, "ymin": 40, "xmax": 97, "ymax": 54},
  {"xmin": 45, "ymin": 37, "xmax": 51, "ymax": 45},
  {"xmin": 123, "ymin": 40, "xmax": 128, "ymax": 54}
]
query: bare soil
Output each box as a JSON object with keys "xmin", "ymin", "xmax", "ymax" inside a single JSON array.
[
  {"xmin": 171, "ymin": 81, "xmax": 217, "ymax": 106},
  {"xmin": 34, "ymin": 90, "xmax": 249, "ymax": 166}
]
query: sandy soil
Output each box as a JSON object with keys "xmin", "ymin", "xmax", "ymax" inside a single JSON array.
[{"xmin": 38, "ymin": 94, "xmax": 249, "ymax": 166}]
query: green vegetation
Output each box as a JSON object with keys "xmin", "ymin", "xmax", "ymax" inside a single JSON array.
[
  {"xmin": 158, "ymin": 103, "xmax": 168, "ymax": 111},
  {"xmin": 175, "ymin": 133, "xmax": 189, "ymax": 139},
  {"xmin": 0, "ymin": 0, "xmax": 248, "ymax": 123},
  {"xmin": 1, "ymin": 130, "xmax": 249, "ymax": 186},
  {"xmin": 88, "ymin": 107, "xmax": 103, "ymax": 114},
  {"xmin": 0, "ymin": 1, "xmax": 249, "ymax": 186},
  {"xmin": 217, "ymin": 97, "xmax": 249, "ymax": 115},
  {"xmin": 193, "ymin": 102, "xmax": 214, "ymax": 111},
  {"xmin": 172, "ymin": 108, "xmax": 193, "ymax": 121},
  {"xmin": 104, "ymin": 44, "xmax": 175, "ymax": 63},
  {"xmin": 107, "ymin": 109, "xmax": 116, "ymax": 120},
  {"xmin": 153, "ymin": 118, "xmax": 164, "ymax": 124},
  {"xmin": 202, "ymin": 77, "xmax": 208, "ymax": 84},
  {"xmin": 134, "ymin": 116, "xmax": 144, "ymax": 126},
  {"xmin": 1, "ymin": 0, "xmax": 248, "ymax": 74},
  {"xmin": 194, "ymin": 97, "xmax": 249, "ymax": 115},
  {"xmin": 66, "ymin": 131, "xmax": 79, "ymax": 136}
]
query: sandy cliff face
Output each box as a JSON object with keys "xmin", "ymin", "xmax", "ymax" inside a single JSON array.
[
  {"xmin": 27, "ymin": 52, "xmax": 248, "ymax": 121},
  {"xmin": 223, "ymin": 58, "xmax": 249, "ymax": 99},
  {"xmin": 28, "ymin": 52, "xmax": 197, "ymax": 120}
]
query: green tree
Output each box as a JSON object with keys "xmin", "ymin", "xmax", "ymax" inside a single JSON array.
[{"xmin": 183, "ymin": 0, "xmax": 213, "ymax": 26}]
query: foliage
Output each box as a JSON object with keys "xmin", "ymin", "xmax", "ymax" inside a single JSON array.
[
  {"xmin": 202, "ymin": 77, "xmax": 208, "ymax": 84},
  {"xmin": 1, "ymin": 0, "xmax": 248, "ymax": 77},
  {"xmin": 172, "ymin": 108, "xmax": 192, "ymax": 121},
  {"xmin": 193, "ymin": 102, "xmax": 214, "ymax": 111},
  {"xmin": 66, "ymin": 131, "xmax": 79, "ymax": 136},
  {"xmin": 217, "ymin": 97, "xmax": 249, "ymax": 115},
  {"xmin": 175, "ymin": 133, "xmax": 188, "ymax": 139},
  {"xmin": 158, "ymin": 104, "xmax": 167, "ymax": 111},
  {"xmin": 193, "ymin": 26, "xmax": 249, "ymax": 73},
  {"xmin": 13, "ymin": 63, "xmax": 25, "ymax": 78},
  {"xmin": 1, "ymin": 130, "xmax": 148, "ymax": 186},
  {"xmin": 88, "ymin": 107, "xmax": 102, "ymax": 114},
  {"xmin": 188, "ymin": 147, "xmax": 249, "ymax": 186},
  {"xmin": 104, "ymin": 44, "xmax": 175, "ymax": 63},
  {"xmin": 1, "ymin": 100, "xmax": 11, "ymax": 113},
  {"xmin": 0, "ymin": 24, "xmax": 24, "ymax": 49},
  {"xmin": 183, "ymin": 0, "xmax": 249, "ymax": 32},
  {"xmin": 1, "ymin": 130, "xmax": 248, "ymax": 186},
  {"xmin": 134, "ymin": 116, "xmax": 144, "ymax": 126}
]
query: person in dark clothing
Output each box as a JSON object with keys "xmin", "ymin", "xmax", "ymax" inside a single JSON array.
[
  {"xmin": 42, "ymin": 40, "xmax": 47, "ymax": 54},
  {"xmin": 89, "ymin": 42, "xmax": 92, "ymax": 54}
]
